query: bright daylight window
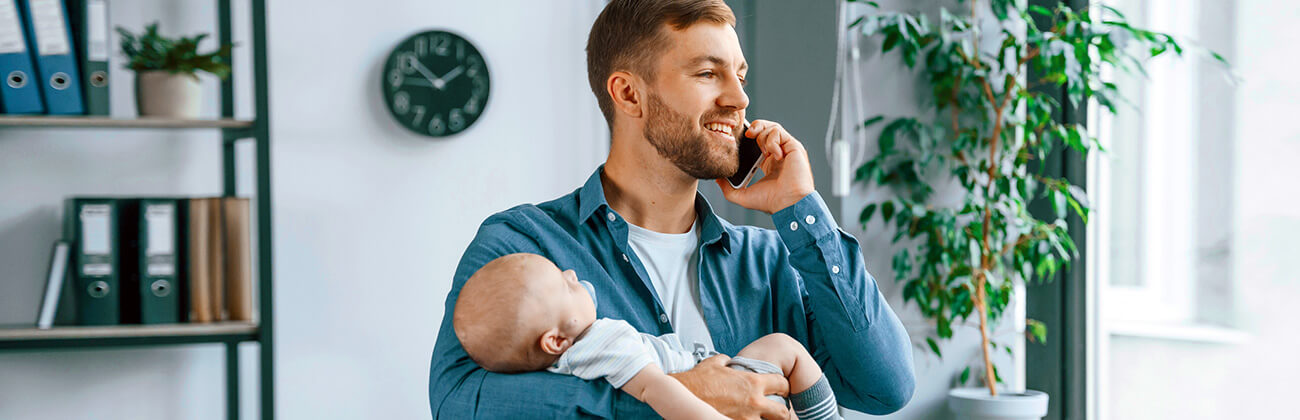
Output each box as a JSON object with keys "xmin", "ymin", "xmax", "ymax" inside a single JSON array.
[{"xmin": 1091, "ymin": 0, "xmax": 1239, "ymax": 333}]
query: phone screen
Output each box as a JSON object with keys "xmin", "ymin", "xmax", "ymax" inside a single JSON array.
[{"xmin": 727, "ymin": 120, "xmax": 763, "ymax": 188}]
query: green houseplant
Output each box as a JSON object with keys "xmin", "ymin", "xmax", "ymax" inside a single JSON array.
[
  {"xmin": 117, "ymin": 22, "xmax": 234, "ymax": 118},
  {"xmin": 848, "ymin": 0, "xmax": 1226, "ymax": 416}
]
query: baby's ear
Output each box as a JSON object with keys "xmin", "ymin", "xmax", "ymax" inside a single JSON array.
[{"xmin": 538, "ymin": 327, "xmax": 573, "ymax": 355}]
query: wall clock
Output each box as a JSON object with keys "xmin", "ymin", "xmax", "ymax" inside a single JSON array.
[{"xmin": 382, "ymin": 30, "xmax": 490, "ymax": 137}]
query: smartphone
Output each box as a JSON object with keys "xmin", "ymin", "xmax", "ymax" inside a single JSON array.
[{"xmin": 726, "ymin": 119, "xmax": 763, "ymax": 189}]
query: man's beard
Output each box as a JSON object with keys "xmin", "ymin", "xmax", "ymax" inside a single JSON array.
[{"xmin": 643, "ymin": 93, "xmax": 738, "ymax": 179}]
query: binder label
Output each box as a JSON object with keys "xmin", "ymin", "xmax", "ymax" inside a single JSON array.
[
  {"xmin": 80, "ymin": 204, "xmax": 113, "ymax": 276},
  {"xmin": 145, "ymin": 204, "xmax": 176, "ymax": 276},
  {"xmin": 28, "ymin": 0, "xmax": 70, "ymax": 56},
  {"xmin": 87, "ymin": 0, "xmax": 107, "ymax": 60},
  {"xmin": 0, "ymin": 0, "xmax": 25, "ymax": 54}
]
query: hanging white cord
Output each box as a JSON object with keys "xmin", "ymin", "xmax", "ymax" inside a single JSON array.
[
  {"xmin": 823, "ymin": 0, "xmax": 846, "ymax": 161},
  {"xmin": 848, "ymin": 12, "xmax": 869, "ymax": 164},
  {"xmin": 826, "ymin": 0, "xmax": 853, "ymax": 196}
]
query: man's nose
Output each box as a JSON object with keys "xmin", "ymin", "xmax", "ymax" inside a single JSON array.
[{"xmin": 718, "ymin": 76, "xmax": 749, "ymax": 111}]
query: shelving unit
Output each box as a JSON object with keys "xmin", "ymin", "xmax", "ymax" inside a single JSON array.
[{"xmin": 0, "ymin": 1, "xmax": 274, "ymax": 419}]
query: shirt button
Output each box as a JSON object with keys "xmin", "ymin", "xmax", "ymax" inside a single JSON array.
[
  {"xmin": 789, "ymin": 221, "xmax": 799, "ymax": 231},
  {"xmin": 805, "ymin": 215, "xmax": 816, "ymax": 224},
  {"xmin": 659, "ymin": 314, "xmax": 669, "ymax": 323},
  {"xmin": 622, "ymin": 253, "xmax": 629, "ymax": 262},
  {"xmin": 607, "ymin": 212, "xmax": 616, "ymax": 222},
  {"xmin": 832, "ymin": 265, "xmax": 840, "ymax": 274}
]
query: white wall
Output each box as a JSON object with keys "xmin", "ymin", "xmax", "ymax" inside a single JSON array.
[
  {"xmin": 0, "ymin": 1, "xmax": 607, "ymax": 419},
  {"xmin": 1105, "ymin": 0, "xmax": 1300, "ymax": 418}
]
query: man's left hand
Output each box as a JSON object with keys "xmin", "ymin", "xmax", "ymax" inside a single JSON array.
[{"xmin": 715, "ymin": 119, "xmax": 815, "ymax": 215}]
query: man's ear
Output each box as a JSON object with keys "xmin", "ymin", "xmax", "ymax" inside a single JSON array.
[
  {"xmin": 538, "ymin": 327, "xmax": 572, "ymax": 356},
  {"xmin": 607, "ymin": 71, "xmax": 643, "ymax": 119}
]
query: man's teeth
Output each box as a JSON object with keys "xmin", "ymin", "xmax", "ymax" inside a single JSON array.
[{"xmin": 705, "ymin": 123, "xmax": 732, "ymax": 136}]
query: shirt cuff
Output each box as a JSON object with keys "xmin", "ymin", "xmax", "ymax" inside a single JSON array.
[{"xmin": 772, "ymin": 191, "xmax": 838, "ymax": 250}]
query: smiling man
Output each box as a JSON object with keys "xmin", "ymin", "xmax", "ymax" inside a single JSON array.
[{"xmin": 428, "ymin": 1, "xmax": 915, "ymax": 418}]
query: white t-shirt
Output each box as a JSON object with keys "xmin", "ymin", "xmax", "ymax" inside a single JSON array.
[{"xmin": 626, "ymin": 219, "xmax": 715, "ymax": 354}]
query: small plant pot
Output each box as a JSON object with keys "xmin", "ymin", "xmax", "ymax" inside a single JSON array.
[
  {"xmin": 136, "ymin": 70, "xmax": 201, "ymax": 118},
  {"xmin": 948, "ymin": 387, "xmax": 1049, "ymax": 420}
]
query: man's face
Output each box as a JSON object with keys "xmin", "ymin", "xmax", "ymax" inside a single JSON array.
[{"xmin": 642, "ymin": 22, "xmax": 749, "ymax": 180}]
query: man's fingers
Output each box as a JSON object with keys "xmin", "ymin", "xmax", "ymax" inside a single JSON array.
[
  {"xmin": 757, "ymin": 396, "xmax": 791, "ymax": 420},
  {"xmin": 700, "ymin": 353, "xmax": 732, "ymax": 366},
  {"xmin": 758, "ymin": 373, "xmax": 790, "ymax": 397}
]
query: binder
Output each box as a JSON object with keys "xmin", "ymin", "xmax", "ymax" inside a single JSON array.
[
  {"xmin": 18, "ymin": 0, "xmax": 84, "ymax": 114},
  {"xmin": 63, "ymin": 197, "xmax": 119, "ymax": 325},
  {"xmin": 0, "ymin": 0, "xmax": 43, "ymax": 113},
  {"xmin": 207, "ymin": 197, "xmax": 226, "ymax": 321},
  {"xmin": 186, "ymin": 197, "xmax": 213, "ymax": 322},
  {"xmin": 35, "ymin": 240, "xmax": 69, "ymax": 328},
  {"xmin": 120, "ymin": 199, "xmax": 183, "ymax": 324},
  {"xmin": 222, "ymin": 197, "xmax": 253, "ymax": 321},
  {"xmin": 64, "ymin": 0, "xmax": 106, "ymax": 115}
]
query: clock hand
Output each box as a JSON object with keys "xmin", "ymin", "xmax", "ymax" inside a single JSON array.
[
  {"xmin": 409, "ymin": 56, "xmax": 441, "ymax": 87},
  {"xmin": 435, "ymin": 66, "xmax": 465, "ymax": 89},
  {"xmin": 403, "ymin": 78, "xmax": 435, "ymax": 88}
]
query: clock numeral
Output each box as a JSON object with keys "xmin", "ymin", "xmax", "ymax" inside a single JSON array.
[
  {"xmin": 393, "ymin": 92, "xmax": 410, "ymax": 114},
  {"xmin": 432, "ymin": 33, "xmax": 452, "ymax": 56},
  {"xmin": 464, "ymin": 97, "xmax": 481, "ymax": 116},
  {"xmin": 412, "ymin": 106, "xmax": 426, "ymax": 126},
  {"xmin": 456, "ymin": 40, "xmax": 465, "ymax": 61},
  {"xmin": 472, "ymin": 75, "xmax": 488, "ymax": 97},
  {"xmin": 429, "ymin": 114, "xmax": 446, "ymax": 136},
  {"xmin": 415, "ymin": 37, "xmax": 427, "ymax": 57},
  {"xmin": 397, "ymin": 52, "xmax": 418, "ymax": 74},
  {"xmin": 467, "ymin": 55, "xmax": 484, "ymax": 77},
  {"xmin": 449, "ymin": 109, "xmax": 466, "ymax": 131},
  {"xmin": 388, "ymin": 68, "xmax": 403, "ymax": 89}
]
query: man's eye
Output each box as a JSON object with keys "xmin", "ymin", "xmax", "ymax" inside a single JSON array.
[{"xmin": 698, "ymin": 71, "xmax": 715, "ymax": 78}]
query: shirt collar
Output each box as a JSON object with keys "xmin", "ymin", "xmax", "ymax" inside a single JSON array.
[{"xmin": 577, "ymin": 165, "xmax": 732, "ymax": 252}]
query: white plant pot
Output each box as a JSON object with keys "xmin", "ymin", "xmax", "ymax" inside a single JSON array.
[
  {"xmin": 136, "ymin": 70, "xmax": 202, "ymax": 118},
  {"xmin": 948, "ymin": 387, "xmax": 1049, "ymax": 420}
]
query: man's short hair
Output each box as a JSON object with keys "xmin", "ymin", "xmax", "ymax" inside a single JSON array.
[{"xmin": 586, "ymin": 0, "xmax": 736, "ymax": 130}]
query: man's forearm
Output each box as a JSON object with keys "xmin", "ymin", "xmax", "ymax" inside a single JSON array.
[
  {"xmin": 772, "ymin": 192, "xmax": 917, "ymax": 414},
  {"xmin": 430, "ymin": 349, "xmax": 617, "ymax": 418}
]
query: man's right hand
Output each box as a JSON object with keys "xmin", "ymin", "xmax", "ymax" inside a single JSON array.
[{"xmin": 668, "ymin": 354, "xmax": 791, "ymax": 420}]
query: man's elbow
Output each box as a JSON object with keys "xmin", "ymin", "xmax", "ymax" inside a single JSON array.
[
  {"xmin": 838, "ymin": 365, "xmax": 916, "ymax": 415},
  {"xmin": 875, "ymin": 371, "xmax": 916, "ymax": 414}
]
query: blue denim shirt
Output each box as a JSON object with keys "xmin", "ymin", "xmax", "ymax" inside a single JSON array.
[{"xmin": 429, "ymin": 166, "xmax": 915, "ymax": 418}]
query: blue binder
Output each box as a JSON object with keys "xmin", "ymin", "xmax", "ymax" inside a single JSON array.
[
  {"xmin": 0, "ymin": 0, "xmax": 44, "ymax": 113},
  {"xmin": 18, "ymin": 0, "xmax": 83, "ymax": 114}
]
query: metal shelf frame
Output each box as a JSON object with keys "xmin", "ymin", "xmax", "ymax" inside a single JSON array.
[{"xmin": 0, "ymin": 1, "xmax": 274, "ymax": 419}]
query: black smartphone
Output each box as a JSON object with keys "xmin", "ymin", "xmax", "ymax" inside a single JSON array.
[{"xmin": 726, "ymin": 119, "xmax": 763, "ymax": 188}]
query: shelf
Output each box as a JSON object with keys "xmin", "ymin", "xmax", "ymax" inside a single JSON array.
[
  {"xmin": 0, "ymin": 115, "xmax": 254, "ymax": 129},
  {"xmin": 0, "ymin": 322, "xmax": 259, "ymax": 351}
]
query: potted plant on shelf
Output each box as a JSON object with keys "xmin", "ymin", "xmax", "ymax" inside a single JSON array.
[
  {"xmin": 848, "ymin": 0, "xmax": 1226, "ymax": 418},
  {"xmin": 117, "ymin": 22, "xmax": 234, "ymax": 119}
]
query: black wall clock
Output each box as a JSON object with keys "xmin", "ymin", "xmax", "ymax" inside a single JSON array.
[{"xmin": 382, "ymin": 30, "xmax": 490, "ymax": 137}]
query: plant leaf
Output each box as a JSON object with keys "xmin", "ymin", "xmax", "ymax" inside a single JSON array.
[{"xmin": 926, "ymin": 337, "xmax": 943, "ymax": 358}]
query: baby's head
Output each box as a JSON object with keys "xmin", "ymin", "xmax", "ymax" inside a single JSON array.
[{"xmin": 453, "ymin": 253, "xmax": 597, "ymax": 373}]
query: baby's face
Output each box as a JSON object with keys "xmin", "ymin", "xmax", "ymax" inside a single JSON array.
[{"xmin": 529, "ymin": 258, "xmax": 597, "ymax": 341}]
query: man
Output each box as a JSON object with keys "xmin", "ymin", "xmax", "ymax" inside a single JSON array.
[{"xmin": 428, "ymin": 0, "xmax": 915, "ymax": 418}]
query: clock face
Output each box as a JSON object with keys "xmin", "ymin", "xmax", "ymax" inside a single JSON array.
[{"xmin": 382, "ymin": 30, "xmax": 490, "ymax": 137}]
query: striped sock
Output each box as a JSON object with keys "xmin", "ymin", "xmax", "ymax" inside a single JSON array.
[{"xmin": 788, "ymin": 375, "xmax": 841, "ymax": 420}]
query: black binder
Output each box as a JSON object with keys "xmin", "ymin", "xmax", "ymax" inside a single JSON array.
[{"xmin": 120, "ymin": 198, "xmax": 183, "ymax": 324}]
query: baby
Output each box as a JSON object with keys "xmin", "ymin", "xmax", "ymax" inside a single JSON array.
[{"xmin": 453, "ymin": 252, "xmax": 842, "ymax": 420}]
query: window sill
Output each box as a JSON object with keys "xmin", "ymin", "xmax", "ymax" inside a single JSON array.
[{"xmin": 1106, "ymin": 321, "xmax": 1251, "ymax": 345}]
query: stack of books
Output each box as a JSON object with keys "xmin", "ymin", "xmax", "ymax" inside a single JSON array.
[{"xmin": 37, "ymin": 196, "xmax": 254, "ymax": 328}]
